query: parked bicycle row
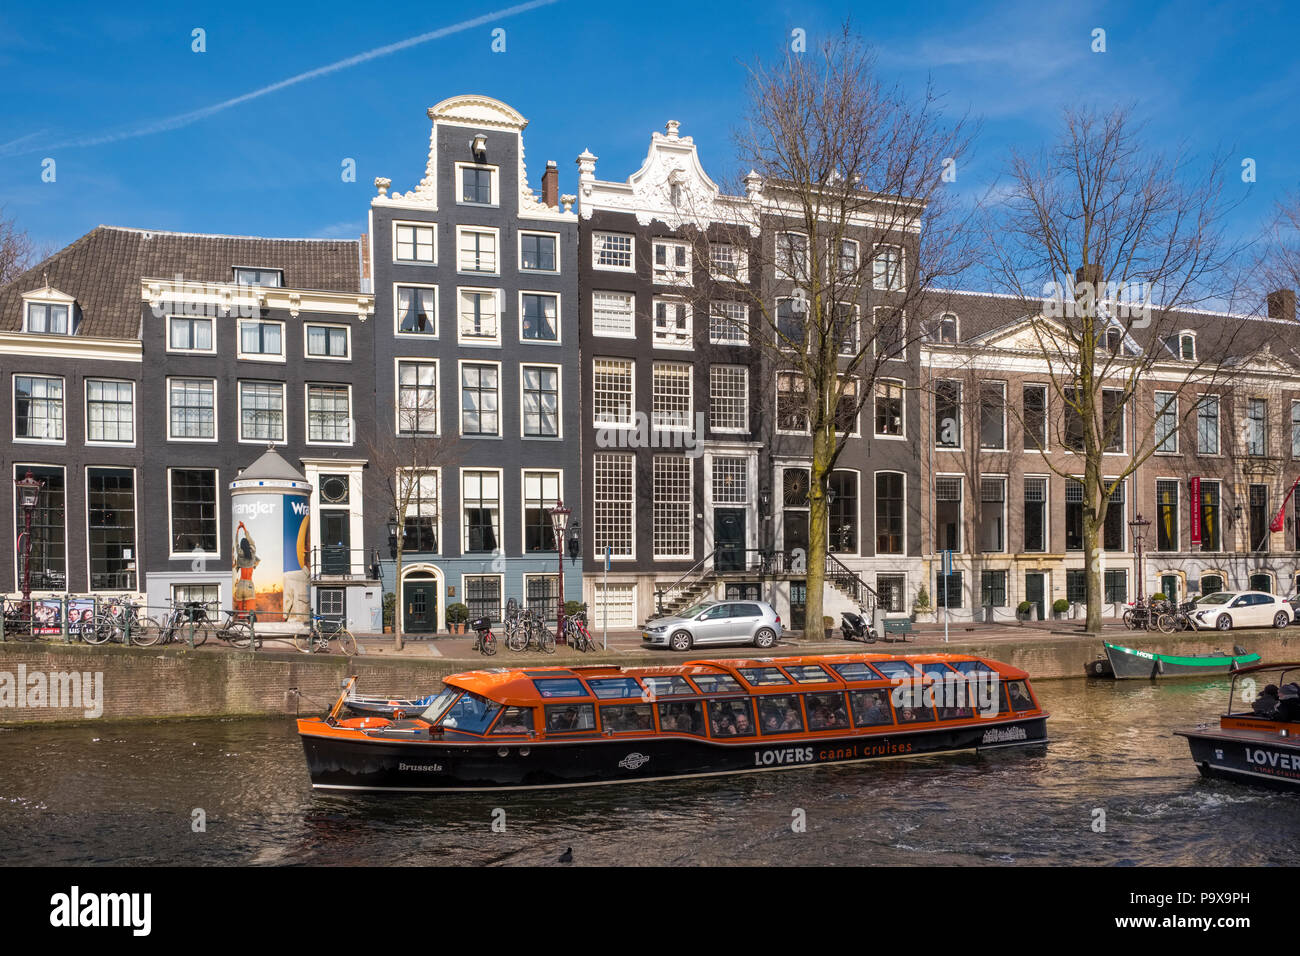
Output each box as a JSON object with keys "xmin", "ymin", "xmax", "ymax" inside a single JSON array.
[
  {"xmin": 469, "ymin": 602, "xmax": 600, "ymax": 656},
  {"xmin": 0, "ymin": 598, "xmax": 357, "ymax": 655}
]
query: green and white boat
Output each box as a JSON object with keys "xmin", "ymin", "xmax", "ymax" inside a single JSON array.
[{"xmin": 1101, "ymin": 641, "xmax": 1260, "ymax": 680}]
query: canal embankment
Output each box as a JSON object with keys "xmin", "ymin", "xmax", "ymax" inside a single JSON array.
[{"xmin": 2, "ymin": 624, "xmax": 1297, "ymax": 725}]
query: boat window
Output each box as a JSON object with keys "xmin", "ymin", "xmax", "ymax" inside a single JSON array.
[
  {"xmin": 849, "ymin": 689, "xmax": 893, "ymax": 727},
  {"xmin": 641, "ymin": 675, "xmax": 694, "ymax": 698},
  {"xmin": 587, "ymin": 677, "xmax": 644, "ymax": 699},
  {"xmin": 872, "ymin": 660, "xmax": 917, "ymax": 680},
  {"xmin": 690, "ymin": 673, "xmax": 743, "ymax": 694},
  {"xmin": 1007, "ymin": 680, "xmax": 1036, "ymax": 712},
  {"xmin": 533, "ymin": 678, "xmax": 590, "ymax": 699},
  {"xmin": 922, "ymin": 662, "xmax": 957, "ymax": 679},
  {"xmin": 805, "ymin": 692, "xmax": 851, "ymax": 730},
  {"xmin": 545, "ymin": 703, "xmax": 597, "ymax": 733},
  {"xmin": 757, "ymin": 695, "xmax": 805, "ymax": 734},
  {"xmin": 658, "ymin": 700, "xmax": 707, "ymax": 735},
  {"xmin": 439, "ymin": 693, "xmax": 502, "ymax": 734},
  {"xmin": 489, "ymin": 706, "xmax": 535, "ymax": 735},
  {"xmin": 738, "ymin": 667, "xmax": 790, "ymax": 686},
  {"xmin": 708, "ymin": 699, "xmax": 756, "ymax": 737},
  {"xmin": 831, "ymin": 662, "xmax": 883, "ymax": 682},
  {"xmin": 997, "ymin": 682, "xmax": 1010, "ymax": 714},
  {"xmin": 951, "ymin": 660, "xmax": 997, "ymax": 678},
  {"xmin": 784, "ymin": 664, "xmax": 835, "ymax": 683},
  {"xmin": 896, "ymin": 701, "xmax": 935, "ymax": 723},
  {"xmin": 601, "ymin": 703, "xmax": 654, "ymax": 733},
  {"xmin": 418, "ymin": 687, "xmax": 461, "ymax": 724}
]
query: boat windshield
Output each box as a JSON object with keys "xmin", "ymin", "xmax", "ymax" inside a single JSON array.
[
  {"xmin": 438, "ymin": 692, "xmax": 502, "ymax": 734},
  {"xmin": 418, "ymin": 687, "xmax": 460, "ymax": 724}
]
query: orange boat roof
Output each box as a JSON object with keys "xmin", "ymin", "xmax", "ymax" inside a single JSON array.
[{"xmin": 443, "ymin": 652, "xmax": 1030, "ymax": 707}]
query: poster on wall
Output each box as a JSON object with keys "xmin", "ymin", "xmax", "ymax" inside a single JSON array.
[
  {"xmin": 1189, "ymin": 476, "xmax": 1202, "ymax": 548},
  {"xmin": 232, "ymin": 492, "xmax": 310, "ymax": 623}
]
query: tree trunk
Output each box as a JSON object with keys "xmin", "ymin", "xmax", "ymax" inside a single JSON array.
[
  {"xmin": 393, "ymin": 545, "xmax": 404, "ymax": 652},
  {"xmin": 804, "ymin": 427, "xmax": 832, "ymax": 642}
]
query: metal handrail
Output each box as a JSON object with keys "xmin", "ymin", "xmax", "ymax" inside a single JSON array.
[
  {"xmin": 825, "ymin": 551, "xmax": 879, "ymax": 612},
  {"xmin": 654, "ymin": 550, "xmax": 718, "ymax": 616}
]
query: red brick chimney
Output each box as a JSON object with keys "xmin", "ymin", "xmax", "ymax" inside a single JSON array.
[
  {"xmin": 542, "ymin": 161, "xmax": 559, "ymax": 209},
  {"xmin": 1267, "ymin": 288, "xmax": 1296, "ymax": 322}
]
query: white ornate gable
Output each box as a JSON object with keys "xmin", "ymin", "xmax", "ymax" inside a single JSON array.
[{"xmin": 578, "ymin": 121, "xmax": 756, "ymax": 233}]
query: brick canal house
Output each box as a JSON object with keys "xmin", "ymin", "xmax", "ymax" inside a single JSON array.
[
  {"xmin": 0, "ymin": 226, "xmax": 375, "ymax": 626},
  {"xmin": 574, "ymin": 120, "xmax": 925, "ymax": 631},
  {"xmin": 366, "ymin": 95, "xmax": 581, "ymax": 634},
  {"xmin": 916, "ymin": 287, "xmax": 1300, "ymax": 624}
]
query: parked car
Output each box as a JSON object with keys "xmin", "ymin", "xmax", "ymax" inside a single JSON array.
[
  {"xmin": 642, "ymin": 601, "xmax": 782, "ymax": 652},
  {"xmin": 1190, "ymin": 591, "xmax": 1293, "ymax": 630}
]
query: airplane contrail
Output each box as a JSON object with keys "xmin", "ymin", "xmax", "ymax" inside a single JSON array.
[{"xmin": 0, "ymin": 0, "xmax": 558, "ymax": 157}]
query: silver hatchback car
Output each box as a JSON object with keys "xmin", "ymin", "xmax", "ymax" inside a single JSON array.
[{"xmin": 642, "ymin": 600, "xmax": 783, "ymax": 652}]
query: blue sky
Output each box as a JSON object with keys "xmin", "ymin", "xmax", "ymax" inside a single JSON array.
[{"xmin": 2, "ymin": 0, "xmax": 1297, "ymax": 262}]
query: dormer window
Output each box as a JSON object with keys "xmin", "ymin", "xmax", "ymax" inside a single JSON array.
[
  {"xmin": 233, "ymin": 267, "xmax": 283, "ymax": 287},
  {"xmin": 1104, "ymin": 327, "xmax": 1123, "ymax": 352},
  {"xmin": 26, "ymin": 301, "xmax": 70, "ymax": 334},
  {"xmin": 925, "ymin": 313, "xmax": 958, "ymax": 344},
  {"xmin": 1179, "ymin": 332, "xmax": 1196, "ymax": 361}
]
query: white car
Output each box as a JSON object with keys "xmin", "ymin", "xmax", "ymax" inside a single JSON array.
[{"xmin": 1192, "ymin": 591, "xmax": 1293, "ymax": 630}]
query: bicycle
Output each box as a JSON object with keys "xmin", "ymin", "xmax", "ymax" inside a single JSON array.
[
  {"xmin": 82, "ymin": 599, "xmax": 161, "ymax": 646},
  {"xmin": 470, "ymin": 616, "xmax": 498, "ymax": 656},
  {"xmin": 295, "ymin": 614, "xmax": 358, "ymax": 656},
  {"xmin": 147, "ymin": 601, "xmax": 218, "ymax": 647},
  {"xmin": 564, "ymin": 613, "xmax": 597, "ymax": 653},
  {"xmin": 505, "ymin": 607, "xmax": 555, "ymax": 653}
]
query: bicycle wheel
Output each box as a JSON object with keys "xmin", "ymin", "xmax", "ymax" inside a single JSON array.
[
  {"xmin": 506, "ymin": 625, "xmax": 528, "ymax": 652},
  {"xmin": 294, "ymin": 630, "xmax": 315, "ymax": 653},
  {"xmin": 224, "ymin": 622, "xmax": 255, "ymax": 649},
  {"xmin": 541, "ymin": 628, "xmax": 556, "ymax": 654},
  {"xmin": 82, "ymin": 619, "xmax": 113, "ymax": 645},
  {"xmin": 483, "ymin": 632, "xmax": 497, "ymax": 656},
  {"xmin": 335, "ymin": 628, "xmax": 358, "ymax": 656},
  {"xmin": 131, "ymin": 616, "xmax": 164, "ymax": 646}
]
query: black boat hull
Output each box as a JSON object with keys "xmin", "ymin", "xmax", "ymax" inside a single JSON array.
[
  {"xmin": 1178, "ymin": 729, "xmax": 1300, "ymax": 791},
  {"xmin": 1103, "ymin": 643, "xmax": 1257, "ymax": 679},
  {"xmin": 300, "ymin": 715, "xmax": 1049, "ymax": 792}
]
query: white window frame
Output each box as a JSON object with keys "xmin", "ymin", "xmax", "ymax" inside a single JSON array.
[
  {"xmin": 397, "ymin": 466, "xmax": 441, "ymax": 556},
  {"xmin": 592, "ymin": 290, "xmax": 636, "ymax": 339},
  {"xmin": 456, "ymin": 286, "xmax": 503, "ymax": 346},
  {"xmin": 593, "ymin": 231, "xmax": 635, "ymax": 272},
  {"xmin": 460, "ymin": 468, "xmax": 504, "ymax": 556},
  {"xmin": 13, "ymin": 373, "xmax": 66, "ymax": 445},
  {"xmin": 652, "ymin": 297, "xmax": 692, "ymax": 349},
  {"xmin": 166, "ymin": 466, "xmax": 221, "ymax": 560},
  {"xmin": 393, "ymin": 283, "xmax": 440, "ymax": 338},
  {"xmin": 775, "ymin": 371, "xmax": 810, "ymax": 436},
  {"xmin": 458, "ymin": 359, "xmax": 503, "ymax": 438},
  {"xmin": 708, "ymin": 242, "xmax": 748, "ymax": 282},
  {"xmin": 874, "ymin": 379, "xmax": 906, "ymax": 441},
  {"xmin": 593, "ymin": 357, "xmax": 635, "ymax": 429},
  {"xmin": 1023, "ymin": 474, "xmax": 1050, "ymax": 554},
  {"xmin": 521, "ymin": 469, "xmax": 564, "ymax": 554},
  {"xmin": 1101, "ymin": 388, "xmax": 1127, "ymax": 455},
  {"xmin": 652, "ymin": 239, "xmax": 692, "ymax": 286},
  {"xmin": 304, "ymin": 322, "xmax": 352, "ymax": 360},
  {"xmin": 836, "ymin": 238, "xmax": 860, "ymax": 279},
  {"xmin": 934, "ymin": 473, "xmax": 965, "ymax": 554},
  {"xmin": 454, "ymin": 161, "xmax": 500, "ymax": 208},
  {"xmin": 1154, "ymin": 391, "xmax": 1179, "ymax": 455},
  {"xmin": 24, "ymin": 298, "xmax": 73, "ymax": 335},
  {"xmin": 237, "ymin": 379, "xmax": 287, "ymax": 445},
  {"xmin": 392, "ymin": 220, "xmax": 437, "ymax": 264},
  {"xmin": 592, "ymin": 451, "xmax": 636, "ymax": 561},
  {"xmin": 395, "ymin": 357, "xmax": 441, "ymax": 437},
  {"xmin": 872, "ymin": 244, "xmax": 905, "ymax": 291},
  {"xmin": 979, "ymin": 475, "xmax": 1009, "ymax": 554},
  {"xmin": 236, "ymin": 317, "xmax": 286, "ymax": 363},
  {"xmin": 708, "ymin": 300, "xmax": 749, "ymax": 345},
  {"xmin": 1197, "ymin": 393, "xmax": 1221, "ymax": 456},
  {"xmin": 456, "ymin": 225, "xmax": 501, "ymax": 276},
  {"xmin": 520, "ymin": 363, "xmax": 563, "ymax": 440},
  {"xmin": 166, "ymin": 376, "xmax": 218, "ymax": 443},
  {"xmin": 979, "ymin": 381, "xmax": 1008, "ymax": 451},
  {"xmin": 934, "ymin": 378, "xmax": 963, "ymax": 451},
  {"xmin": 166, "ymin": 314, "xmax": 216, "ymax": 355},
  {"xmin": 518, "ymin": 290, "xmax": 562, "ymax": 346},
  {"xmin": 518, "ymin": 229, "xmax": 561, "ymax": 274},
  {"xmin": 652, "ymin": 362, "xmax": 693, "ymax": 432},
  {"xmin": 83, "ymin": 464, "xmax": 140, "ymax": 593},
  {"xmin": 652, "ymin": 455, "xmax": 694, "ymax": 559},
  {"xmin": 775, "ymin": 231, "xmax": 809, "ymax": 281},
  {"xmin": 873, "ymin": 306, "xmax": 906, "ymax": 361},
  {"xmin": 85, "ymin": 378, "xmax": 136, "ymax": 446},
  {"xmin": 708, "ymin": 365, "xmax": 749, "ymax": 434},
  {"xmin": 304, "ymin": 382, "xmax": 353, "ymax": 446}
]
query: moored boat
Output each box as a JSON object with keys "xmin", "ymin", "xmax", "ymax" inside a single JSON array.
[
  {"xmin": 1102, "ymin": 641, "xmax": 1259, "ymax": 680},
  {"xmin": 298, "ymin": 652, "xmax": 1049, "ymax": 792},
  {"xmin": 1177, "ymin": 662, "xmax": 1300, "ymax": 791},
  {"xmin": 344, "ymin": 692, "xmax": 437, "ymax": 719}
]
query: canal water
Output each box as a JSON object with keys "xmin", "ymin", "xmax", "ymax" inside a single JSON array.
[{"xmin": 2, "ymin": 676, "xmax": 1297, "ymax": 866}]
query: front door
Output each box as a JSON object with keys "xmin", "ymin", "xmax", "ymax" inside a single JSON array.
[
  {"xmin": 789, "ymin": 580, "xmax": 807, "ymax": 631},
  {"xmin": 320, "ymin": 511, "xmax": 350, "ymax": 574},
  {"xmin": 1160, "ymin": 574, "xmax": 1180, "ymax": 602},
  {"xmin": 404, "ymin": 579, "xmax": 438, "ymax": 633},
  {"xmin": 1025, "ymin": 572, "xmax": 1045, "ymax": 621},
  {"xmin": 715, "ymin": 509, "xmax": 746, "ymax": 572}
]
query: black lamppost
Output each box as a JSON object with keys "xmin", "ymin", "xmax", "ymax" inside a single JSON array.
[
  {"xmin": 16, "ymin": 471, "xmax": 43, "ymax": 621},
  {"xmin": 1129, "ymin": 513, "xmax": 1151, "ymax": 602},
  {"xmin": 386, "ymin": 514, "xmax": 399, "ymax": 558},
  {"xmin": 549, "ymin": 501, "xmax": 571, "ymax": 640}
]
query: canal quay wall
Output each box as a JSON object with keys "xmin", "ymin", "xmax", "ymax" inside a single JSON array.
[{"xmin": 1, "ymin": 627, "xmax": 1298, "ymax": 726}]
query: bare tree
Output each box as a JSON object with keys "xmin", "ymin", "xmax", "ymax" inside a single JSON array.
[
  {"xmin": 981, "ymin": 105, "xmax": 1245, "ymax": 633},
  {"xmin": 364, "ymin": 381, "xmax": 459, "ymax": 650},
  {"xmin": 0, "ymin": 209, "xmax": 38, "ymax": 286},
  {"xmin": 675, "ymin": 26, "xmax": 977, "ymax": 636}
]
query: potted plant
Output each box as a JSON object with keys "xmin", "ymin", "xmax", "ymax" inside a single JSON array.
[
  {"xmin": 382, "ymin": 591, "xmax": 396, "ymax": 633},
  {"xmin": 446, "ymin": 603, "xmax": 469, "ymax": 635},
  {"xmin": 1017, "ymin": 600, "xmax": 1033, "ymax": 622},
  {"xmin": 1053, "ymin": 598, "xmax": 1069, "ymax": 620},
  {"xmin": 913, "ymin": 586, "xmax": 935, "ymax": 624},
  {"xmin": 822, "ymin": 615, "xmax": 835, "ymax": 641}
]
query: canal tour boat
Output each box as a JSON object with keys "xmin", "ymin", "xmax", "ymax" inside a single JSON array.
[
  {"xmin": 297, "ymin": 653, "xmax": 1049, "ymax": 792},
  {"xmin": 1177, "ymin": 661, "xmax": 1300, "ymax": 791}
]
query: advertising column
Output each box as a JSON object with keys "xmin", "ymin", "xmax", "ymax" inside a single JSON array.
[{"xmin": 229, "ymin": 451, "xmax": 313, "ymax": 627}]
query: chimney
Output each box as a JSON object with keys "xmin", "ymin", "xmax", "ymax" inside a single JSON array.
[
  {"xmin": 542, "ymin": 161, "xmax": 559, "ymax": 209},
  {"xmin": 1267, "ymin": 288, "xmax": 1296, "ymax": 322}
]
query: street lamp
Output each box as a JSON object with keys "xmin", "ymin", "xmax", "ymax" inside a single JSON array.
[
  {"xmin": 386, "ymin": 514, "xmax": 399, "ymax": 558},
  {"xmin": 1129, "ymin": 513, "xmax": 1151, "ymax": 602},
  {"xmin": 16, "ymin": 471, "xmax": 43, "ymax": 621},
  {"xmin": 549, "ymin": 501, "xmax": 571, "ymax": 641}
]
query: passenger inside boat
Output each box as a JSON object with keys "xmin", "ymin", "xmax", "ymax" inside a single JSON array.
[
  {"xmin": 709, "ymin": 699, "xmax": 755, "ymax": 737},
  {"xmin": 849, "ymin": 689, "xmax": 892, "ymax": 726},
  {"xmin": 805, "ymin": 693, "xmax": 850, "ymax": 730},
  {"xmin": 1276, "ymin": 684, "xmax": 1300, "ymax": 721},
  {"xmin": 1252, "ymin": 684, "xmax": 1280, "ymax": 717}
]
